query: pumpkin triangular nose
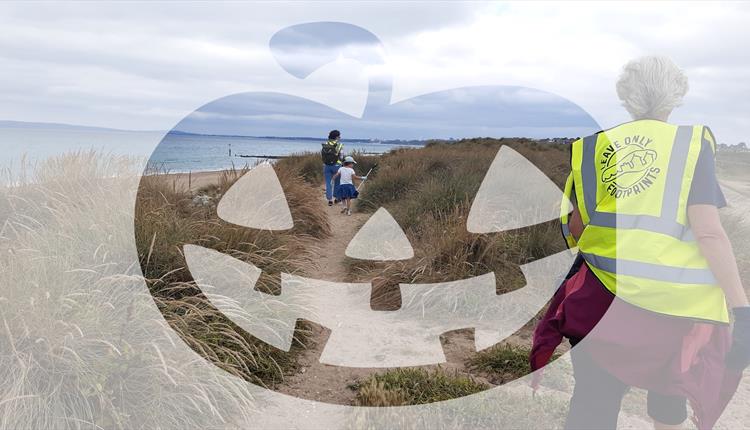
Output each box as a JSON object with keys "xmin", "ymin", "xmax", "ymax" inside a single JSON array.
[{"xmin": 346, "ymin": 207, "xmax": 414, "ymax": 261}]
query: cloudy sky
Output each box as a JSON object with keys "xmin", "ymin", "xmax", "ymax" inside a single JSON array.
[{"xmin": 1, "ymin": 1, "xmax": 749, "ymax": 142}]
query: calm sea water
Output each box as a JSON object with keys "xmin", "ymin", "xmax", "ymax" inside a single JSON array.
[
  {"xmin": 150, "ymin": 133, "xmax": 415, "ymax": 173},
  {"xmin": 0, "ymin": 126, "xmax": 418, "ymax": 176},
  {"xmin": 1, "ymin": 125, "xmax": 163, "ymax": 172}
]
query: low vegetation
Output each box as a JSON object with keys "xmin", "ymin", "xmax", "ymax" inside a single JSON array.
[
  {"xmin": 134, "ymin": 162, "xmax": 331, "ymax": 386},
  {"xmin": 282, "ymin": 139, "xmax": 573, "ymax": 401},
  {"xmin": 0, "ymin": 152, "xmax": 257, "ymax": 429},
  {"xmin": 466, "ymin": 343, "xmax": 558, "ymax": 385},
  {"xmin": 344, "ymin": 139, "xmax": 569, "ymax": 310},
  {"xmin": 354, "ymin": 368, "xmax": 488, "ymax": 406},
  {"xmin": 6, "ymin": 141, "xmax": 750, "ymax": 427}
]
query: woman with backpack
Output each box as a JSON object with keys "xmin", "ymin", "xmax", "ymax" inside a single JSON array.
[{"xmin": 322, "ymin": 129, "xmax": 344, "ymax": 206}]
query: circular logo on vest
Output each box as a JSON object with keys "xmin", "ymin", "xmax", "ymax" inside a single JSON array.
[{"xmin": 600, "ymin": 135, "xmax": 660, "ymax": 198}]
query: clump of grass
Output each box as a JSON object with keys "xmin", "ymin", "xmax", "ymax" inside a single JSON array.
[
  {"xmin": 354, "ymin": 368, "xmax": 488, "ymax": 406},
  {"xmin": 134, "ymin": 161, "xmax": 330, "ymax": 386},
  {"xmin": 467, "ymin": 344, "xmax": 533, "ymax": 383},
  {"xmin": 467, "ymin": 343, "xmax": 565, "ymax": 386},
  {"xmin": 353, "ymin": 380, "xmax": 410, "ymax": 407},
  {"xmin": 0, "ymin": 151, "xmax": 257, "ymax": 429},
  {"xmin": 347, "ymin": 139, "xmax": 569, "ymax": 311}
]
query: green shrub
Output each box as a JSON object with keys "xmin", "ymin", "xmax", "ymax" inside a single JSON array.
[
  {"xmin": 354, "ymin": 368, "xmax": 488, "ymax": 406},
  {"xmin": 467, "ymin": 344, "xmax": 532, "ymax": 382}
]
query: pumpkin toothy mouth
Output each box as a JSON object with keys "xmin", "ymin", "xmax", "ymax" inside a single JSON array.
[{"xmin": 184, "ymin": 243, "xmax": 574, "ymax": 368}]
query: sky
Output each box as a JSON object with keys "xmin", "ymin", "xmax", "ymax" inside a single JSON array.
[{"xmin": 0, "ymin": 2, "xmax": 749, "ymax": 143}]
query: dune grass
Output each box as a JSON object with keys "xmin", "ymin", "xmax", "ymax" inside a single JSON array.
[
  {"xmin": 464, "ymin": 343, "xmax": 565, "ymax": 386},
  {"xmin": 6, "ymin": 145, "xmax": 750, "ymax": 427},
  {"xmin": 467, "ymin": 344, "xmax": 531, "ymax": 379},
  {"xmin": 132, "ymin": 140, "xmax": 568, "ymax": 402},
  {"xmin": 342, "ymin": 139, "xmax": 570, "ymax": 311},
  {"xmin": 0, "ymin": 151, "xmax": 258, "ymax": 429},
  {"xmin": 134, "ymin": 162, "xmax": 331, "ymax": 386},
  {"xmin": 276, "ymin": 150, "xmax": 380, "ymax": 187},
  {"xmin": 354, "ymin": 368, "xmax": 488, "ymax": 407}
]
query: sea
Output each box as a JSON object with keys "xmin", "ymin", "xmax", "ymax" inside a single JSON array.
[
  {"xmin": 0, "ymin": 124, "xmax": 419, "ymax": 177},
  {"xmin": 149, "ymin": 132, "xmax": 416, "ymax": 173}
]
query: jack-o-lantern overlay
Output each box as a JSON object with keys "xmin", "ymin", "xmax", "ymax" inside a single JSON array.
[
  {"xmin": 135, "ymin": 138, "xmax": 570, "ymax": 399},
  {"xmin": 134, "ymin": 21, "xmax": 591, "ymax": 405}
]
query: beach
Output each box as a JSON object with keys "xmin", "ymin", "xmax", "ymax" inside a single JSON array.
[{"xmin": 157, "ymin": 170, "xmax": 225, "ymax": 192}]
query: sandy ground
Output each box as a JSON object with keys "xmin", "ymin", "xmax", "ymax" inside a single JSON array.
[
  {"xmin": 152, "ymin": 170, "xmax": 225, "ymax": 192},
  {"xmin": 273, "ymin": 200, "xmax": 379, "ymax": 403}
]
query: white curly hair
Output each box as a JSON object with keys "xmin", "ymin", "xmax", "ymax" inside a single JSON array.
[{"xmin": 616, "ymin": 56, "xmax": 689, "ymax": 121}]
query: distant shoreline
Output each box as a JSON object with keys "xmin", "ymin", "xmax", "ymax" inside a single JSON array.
[{"xmin": 167, "ymin": 130, "xmax": 427, "ymax": 146}]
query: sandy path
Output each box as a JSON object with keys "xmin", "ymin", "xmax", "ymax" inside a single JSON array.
[
  {"xmin": 274, "ymin": 191, "xmax": 498, "ymax": 404},
  {"xmin": 273, "ymin": 195, "xmax": 376, "ymax": 403}
]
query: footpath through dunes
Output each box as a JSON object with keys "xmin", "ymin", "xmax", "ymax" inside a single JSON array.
[
  {"xmin": 271, "ymin": 142, "xmax": 569, "ymax": 405},
  {"xmin": 273, "ymin": 197, "xmax": 373, "ymax": 403},
  {"xmin": 273, "ymin": 196, "xmax": 493, "ymax": 404}
]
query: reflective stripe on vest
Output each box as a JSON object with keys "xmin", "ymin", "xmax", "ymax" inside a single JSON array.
[{"xmin": 561, "ymin": 121, "xmax": 728, "ymax": 323}]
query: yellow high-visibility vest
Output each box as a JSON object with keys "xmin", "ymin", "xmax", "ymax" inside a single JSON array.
[
  {"xmin": 327, "ymin": 139, "xmax": 344, "ymax": 165},
  {"xmin": 561, "ymin": 120, "xmax": 728, "ymax": 323}
]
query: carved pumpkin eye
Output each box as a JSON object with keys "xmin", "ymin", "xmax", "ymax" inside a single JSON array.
[
  {"xmin": 467, "ymin": 146, "xmax": 571, "ymax": 233},
  {"xmin": 216, "ymin": 163, "xmax": 294, "ymax": 231}
]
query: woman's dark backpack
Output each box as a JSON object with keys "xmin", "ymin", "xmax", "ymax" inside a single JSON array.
[{"xmin": 321, "ymin": 141, "xmax": 340, "ymax": 165}]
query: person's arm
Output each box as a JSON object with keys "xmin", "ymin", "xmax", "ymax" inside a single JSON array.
[
  {"xmin": 687, "ymin": 204, "xmax": 748, "ymax": 308},
  {"xmin": 568, "ymin": 206, "xmax": 585, "ymax": 240},
  {"xmin": 687, "ymin": 127, "xmax": 747, "ymax": 308}
]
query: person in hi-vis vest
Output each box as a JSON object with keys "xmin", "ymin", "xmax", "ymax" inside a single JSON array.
[
  {"xmin": 531, "ymin": 56, "xmax": 750, "ymax": 430},
  {"xmin": 322, "ymin": 129, "xmax": 344, "ymax": 206}
]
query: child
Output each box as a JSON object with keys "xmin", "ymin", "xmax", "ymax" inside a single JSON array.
[{"xmin": 331, "ymin": 156, "xmax": 367, "ymax": 216}]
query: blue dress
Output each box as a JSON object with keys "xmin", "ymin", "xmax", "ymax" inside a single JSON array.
[{"xmin": 338, "ymin": 183, "xmax": 358, "ymax": 199}]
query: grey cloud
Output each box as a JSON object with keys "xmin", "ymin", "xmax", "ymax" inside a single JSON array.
[{"xmin": 0, "ymin": 2, "xmax": 748, "ymax": 143}]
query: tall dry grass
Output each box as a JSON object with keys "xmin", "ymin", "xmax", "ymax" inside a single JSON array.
[
  {"xmin": 276, "ymin": 150, "xmax": 380, "ymax": 188},
  {"xmin": 0, "ymin": 151, "xmax": 259, "ymax": 429},
  {"xmin": 344, "ymin": 139, "xmax": 570, "ymax": 310},
  {"xmin": 134, "ymin": 161, "xmax": 331, "ymax": 386}
]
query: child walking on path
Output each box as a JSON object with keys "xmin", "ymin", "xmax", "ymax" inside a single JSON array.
[{"xmin": 331, "ymin": 156, "xmax": 367, "ymax": 216}]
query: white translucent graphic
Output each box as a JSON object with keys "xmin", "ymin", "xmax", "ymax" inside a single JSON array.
[
  {"xmin": 184, "ymin": 244, "xmax": 309, "ymax": 350},
  {"xmin": 467, "ymin": 146, "xmax": 571, "ymax": 233},
  {"xmin": 216, "ymin": 162, "xmax": 293, "ymax": 230},
  {"xmin": 184, "ymin": 245, "xmax": 572, "ymax": 367},
  {"xmin": 345, "ymin": 207, "xmax": 414, "ymax": 260}
]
